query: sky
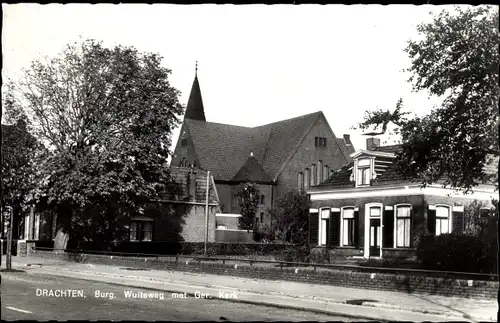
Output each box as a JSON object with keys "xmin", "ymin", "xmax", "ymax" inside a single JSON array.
[{"xmin": 2, "ymin": 4, "xmax": 460, "ymax": 153}]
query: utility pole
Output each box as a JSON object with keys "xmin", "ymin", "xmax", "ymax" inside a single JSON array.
[{"xmin": 204, "ymin": 171, "xmax": 210, "ymax": 255}]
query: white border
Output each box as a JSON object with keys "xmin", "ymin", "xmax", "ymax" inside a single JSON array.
[{"xmin": 364, "ymin": 202, "xmax": 383, "ymax": 259}]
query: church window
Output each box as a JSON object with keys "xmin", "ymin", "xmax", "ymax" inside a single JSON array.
[{"xmin": 181, "ymin": 138, "xmax": 188, "ymax": 147}]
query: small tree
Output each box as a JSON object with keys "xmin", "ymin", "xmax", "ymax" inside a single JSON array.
[
  {"xmin": 235, "ymin": 182, "xmax": 259, "ymax": 232},
  {"xmin": 271, "ymin": 189, "xmax": 310, "ymax": 245}
]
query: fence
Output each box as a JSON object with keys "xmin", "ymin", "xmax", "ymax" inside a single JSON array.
[{"xmin": 32, "ymin": 246, "xmax": 498, "ymax": 282}]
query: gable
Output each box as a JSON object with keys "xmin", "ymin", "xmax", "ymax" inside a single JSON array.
[
  {"xmin": 178, "ymin": 112, "xmax": 325, "ymax": 182},
  {"xmin": 171, "ymin": 123, "xmax": 200, "ymax": 168}
]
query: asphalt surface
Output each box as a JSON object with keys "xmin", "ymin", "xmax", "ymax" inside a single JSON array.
[{"xmin": 1, "ymin": 271, "xmax": 353, "ymax": 321}]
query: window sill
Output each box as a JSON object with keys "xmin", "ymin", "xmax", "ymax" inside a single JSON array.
[
  {"xmin": 382, "ymin": 247, "xmax": 416, "ymax": 251},
  {"xmin": 338, "ymin": 246, "xmax": 356, "ymax": 249}
]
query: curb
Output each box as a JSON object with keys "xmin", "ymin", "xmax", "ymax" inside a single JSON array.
[{"xmin": 21, "ymin": 265, "xmax": 467, "ymax": 322}]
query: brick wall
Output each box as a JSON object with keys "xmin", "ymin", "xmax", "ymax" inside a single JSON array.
[
  {"xmin": 32, "ymin": 250, "xmax": 498, "ymax": 299},
  {"xmin": 181, "ymin": 205, "xmax": 217, "ymax": 242},
  {"xmin": 276, "ymin": 114, "xmax": 349, "ymax": 201}
]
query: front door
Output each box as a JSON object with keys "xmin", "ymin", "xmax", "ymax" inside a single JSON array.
[{"xmin": 369, "ymin": 218, "xmax": 381, "ymax": 258}]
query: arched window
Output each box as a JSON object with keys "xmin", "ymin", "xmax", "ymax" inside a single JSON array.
[
  {"xmin": 317, "ymin": 160, "xmax": 323, "ymax": 184},
  {"xmin": 311, "ymin": 164, "xmax": 317, "ymax": 186},
  {"xmin": 297, "ymin": 172, "xmax": 304, "ymax": 191},
  {"xmin": 304, "ymin": 168, "xmax": 311, "ymax": 190},
  {"xmin": 323, "ymin": 165, "xmax": 329, "ymax": 182}
]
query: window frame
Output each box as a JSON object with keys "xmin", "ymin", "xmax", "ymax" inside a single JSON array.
[
  {"xmin": 129, "ymin": 219, "xmax": 154, "ymax": 242},
  {"xmin": 435, "ymin": 204, "xmax": 452, "ymax": 236},
  {"xmin": 393, "ymin": 204, "xmax": 412, "ymax": 248},
  {"xmin": 355, "ymin": 158, "xmax": 373, "ymax": 187},
  {"xmin": 340, "ymin": 206, "xmax": 356, "ymax": 247},
  {"xmin": 318, "ymin": 207, "xmax": 331, "ymax": 246}
]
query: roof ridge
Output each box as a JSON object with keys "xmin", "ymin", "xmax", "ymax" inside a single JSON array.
[
  {"xmin": 252, "ymin": 111, "xmax": 323, "ymax": 129},
  {"xmin": 186, "ymin": 118, "xmax": 252, "ymax": 129}
]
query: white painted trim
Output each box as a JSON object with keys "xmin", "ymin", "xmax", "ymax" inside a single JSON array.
[
  {"xmin": 435, "ymin": 204, "xmax": 453, "ymax": 235},
  {"xmin": 216, "ymin": 213, "xmax": 242, "ymax": 218},
  {"xmin": 340, "ymin": 206, "xmax": 356, "ymax": 247},
  {"xmin": 318, "ymin": 208, "xmax": 330, "ymax": 246},
  {"xmin": 331, "ymin": 207, "xmax": 340, "ymax": 212},
  {"xmin": 309, "ymin": 185, "xmax": 496, "ymax": 201},
  {"xmin": 309, "ymin": 208, "xmax": 319, "ymax": 213},
  {"xmin": 350, "ymin": 149, "xmax": 395, "ymax": 159},
  {"xmin": 393, "ymin": 204, "xmax": 412, "ymax": 249},
  {"xmin": 364, "ymin": 203, "xmax": 383, "ymax": 259},
  {"xmin": 385, "ymin": 206, "xmax": 393, "ymax": 211},
  {"xmin": 215, "ymin": 228, "xmax": 253, "ymax": 232},
  {"xmin": 452, "ymin": 206, "xmax": 464, "ymax": 212},
  {"xmin": 428, "ymin": 205, "xmax": 436, "ymax": 210},
  {"xmin": 354, "ymin": 207, "xmax": 359, "ymax": 212}
]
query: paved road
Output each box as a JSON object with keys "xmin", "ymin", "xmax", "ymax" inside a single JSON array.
[{"xmin": 1, "ymin": 272, "xmax": 355, "ymax": 321}]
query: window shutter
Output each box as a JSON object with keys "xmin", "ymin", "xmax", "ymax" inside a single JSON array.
[
  {"xmin": 330, "ymin": 210, "xmax": 341, "ymax": 247},
  {"xmin": 452, "ymin": 209, "xmax": 464, "ymax": 234},
  {"xmin": 353, "ymin": 209, "xmax": 359, "ymax": 248},
  {"xmin": 383, "ymin": 207, "xmax": 393, "ymax": 248},
  {"xmin": 409, "ymin": 207, "xmax": 413, "ymax": 247},
  {"xmin": 427, "ymin": 206, "xmax": 436, "ymax": 234},
  {"xmin": 309, "ymin": 211, "xmax": 319, "ymax": 246}
]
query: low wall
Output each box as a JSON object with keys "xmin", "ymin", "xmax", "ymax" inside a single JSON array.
[
  {"xmin": 30, "ymin": 250, "xmax": 498, "ymax": 299},
  {"xmin": 215, "ymin": 229, "xmax": 254, "ymax": 243}
]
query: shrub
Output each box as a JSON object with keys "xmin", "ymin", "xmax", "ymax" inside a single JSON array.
[
  {"xmin": 273, "ymin": 245, "xmax": 310, "ymax": 263},
  {"xmin": 308, "ymin": 248, "xmax": 331, "ymax": 264},
  {"xmin": 415, "ymin": 232, "xmax": 497, "ymax": 274}
]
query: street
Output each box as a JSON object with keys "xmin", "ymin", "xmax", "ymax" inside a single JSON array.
[{"xmin": 1, "ymin": 272, "xmax": 354, "ymax": 321}]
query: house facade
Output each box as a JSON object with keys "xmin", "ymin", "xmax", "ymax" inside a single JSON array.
[
  {"xmin": 172, "ymin": 68, "xmax": 354, "ymax": 228},
  {"xmin": 9, "ymin": 166, "xmax": 220, "ymax": 256},
  {"xmin": 307, "ymin": 137, "xmax": 497, "ymax": 259}
]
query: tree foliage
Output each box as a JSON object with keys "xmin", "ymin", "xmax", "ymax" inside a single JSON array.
[
  {"xmin": 1, "ymin": 87, "xmax": 45, "ymax": 215},
  {"xmin": 357, "ymin": 6, "xmax": 499, "ymax": 192},
  {"xmin": 235, "ymin": 182, "xmax": 260, "ymax": 232},
  {"xmin": 269, "ymin": 189, "xmax": 310, "ymax": 244},
  {"xmin": 5, "ymin": 39, "xmax": 184, "ymax": 247}
]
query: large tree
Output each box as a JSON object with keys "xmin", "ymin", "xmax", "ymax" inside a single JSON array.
[
  {"xmin": 4, "ymin": 39, "xmax": 183, "ymax": 248},
  {"xmin": 357, "ymin": 6, "xmax": 499, "ymax": 192}
]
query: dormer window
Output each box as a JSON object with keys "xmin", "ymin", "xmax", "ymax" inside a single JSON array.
[{"xmin": 356, "ymin": 158, "xmax": 372, "ymax": 186}]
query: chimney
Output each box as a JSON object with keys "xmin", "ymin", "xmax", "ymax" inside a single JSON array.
[
  {"xmin": 343, "ymin": 134, "xmax": 352, "ymax": 146},
  {"xmin": 366, "ymin": 137, "xmax": 380, "ymax": 150}
]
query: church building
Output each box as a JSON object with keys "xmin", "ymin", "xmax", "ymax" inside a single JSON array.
[{"xmin": 171, "ymin": 66, "xmax": 355, "ymax": 228}]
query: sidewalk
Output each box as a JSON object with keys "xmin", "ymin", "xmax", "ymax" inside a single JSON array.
[{"xmin": 3, "ymin": 255, "xmax": 497, "ymax": 322}]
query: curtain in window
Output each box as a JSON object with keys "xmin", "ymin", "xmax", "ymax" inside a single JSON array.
[
  {"xmin": 436, "ymin": 206, "xmax": 450, "ymax": 235},
  {"xmin": 396, "ymin": 206, "xmax": 411, "ymax": 247},
  {"xmin": 342, "ymin": 208, "xmax": 355, "ymax": 246},
  {"xmin": 143, "ymin": 222, "xmax": 153, "ymax": 241}
]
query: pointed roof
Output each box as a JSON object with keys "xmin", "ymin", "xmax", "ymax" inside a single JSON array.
[
  {"xmin": 184, "ymin": 63, "xmax": 206, "ymax": 121},
  {"xmin": 232, "ymin": 152, "xmax": 273, "ymax": 183},
  {"xmin": 183, "ymin": 111, "xmax": 333, "ymax": 181}
]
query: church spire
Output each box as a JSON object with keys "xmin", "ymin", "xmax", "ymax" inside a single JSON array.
[{"xmin": 184, "ymin": 61, "xmax": 206, "ymax": 121}]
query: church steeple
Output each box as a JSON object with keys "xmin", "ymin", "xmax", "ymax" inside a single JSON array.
[{"xmin": 184, "ymin": 61, "xmax": 206, "ymax": 121}]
